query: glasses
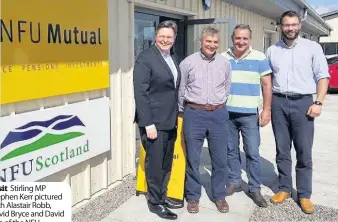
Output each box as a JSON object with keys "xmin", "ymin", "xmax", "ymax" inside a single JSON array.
[{"xmin": 281, "ymin": 23, "xmax": 300, "ymax": 28}]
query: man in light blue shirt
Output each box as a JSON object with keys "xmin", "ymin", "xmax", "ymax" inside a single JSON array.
[{"xmin": 266, "ymin": 10, "xmax": 329, "ymax": 214}]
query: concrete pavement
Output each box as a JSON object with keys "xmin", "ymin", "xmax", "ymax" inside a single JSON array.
[
  {"xmin": 259, "ymin": 94, "xmax": 338, "ymax": 208},
  {"xmin": 101, "ymin": 94, "xmax": 338, "ymax": 222}
]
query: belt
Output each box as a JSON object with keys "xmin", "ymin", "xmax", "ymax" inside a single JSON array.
[
  {"xmin": 273, "ymin": 93, "xmax": 312, "ymax": 99},
  {"xmin": 186, "ymin": 102, "xmax": 224, "ymax": 111}
]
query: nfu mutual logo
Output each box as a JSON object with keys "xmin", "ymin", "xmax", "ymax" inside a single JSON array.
[{"xmin": 0, "ymin": 115, "xmax": 90, "ymax": 182}]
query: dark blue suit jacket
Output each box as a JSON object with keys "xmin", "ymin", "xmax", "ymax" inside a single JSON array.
[{"xmin": 133, "ymin": 45, "xmax": 181, "ymax": 130}]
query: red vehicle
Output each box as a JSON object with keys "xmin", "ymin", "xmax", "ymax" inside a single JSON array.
[{"xmin": 327, "ymin": 56, "xmax": 338, "ymax": 92}]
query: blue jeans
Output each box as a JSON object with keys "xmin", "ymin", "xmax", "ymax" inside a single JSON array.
[
  {"xmin": 184, "ymin": 106, "xmax": 229, "ymax": 201},
  {"xmin": 227, "ymin": 112, "xmax": 261, "ymax": 192}
]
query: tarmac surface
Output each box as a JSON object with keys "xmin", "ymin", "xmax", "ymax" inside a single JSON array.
[{"xmin": 73, "ymin": 94, "xmax": 338, "ymax": 222}]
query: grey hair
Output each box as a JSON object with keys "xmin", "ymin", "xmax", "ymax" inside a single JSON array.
[
  {"xmin": 155, "ymin": 20, "xmax": 178, "ymax": 36},
  {"xmin": 200, "ymin": 26, "xmax": 220, "ymax": 41},
  {"xmin": 231, "ymin": 24, "xmax": 252, "ymax": 39}
]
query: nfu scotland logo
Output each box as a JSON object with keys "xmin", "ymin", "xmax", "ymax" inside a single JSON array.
[{"xmin": 0, "ymin": 115, "xmax": 90, "ymax": 182}]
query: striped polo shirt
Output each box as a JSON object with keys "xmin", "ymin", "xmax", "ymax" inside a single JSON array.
[{"xmin": 222, "ymin": 47, "xmax": 272, "ymax": 114}]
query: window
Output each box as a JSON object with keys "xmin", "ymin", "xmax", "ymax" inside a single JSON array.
[
  {"xmin": 320, "ymin": 42, "xmax": 338, "ymax": 56},
  {"xmin": 263, "ymin": 33, "xmax": 272, "ymax": 53}
]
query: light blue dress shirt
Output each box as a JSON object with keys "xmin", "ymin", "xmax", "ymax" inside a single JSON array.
[
  {"xmin": 160, "ymin": 51, "xmax": 178, "ymax": 88},
  {"xmin": 266, "ymin": 37, "xmax": 330, "ymax": 95}
]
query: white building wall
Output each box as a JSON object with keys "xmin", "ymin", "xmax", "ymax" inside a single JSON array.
[{"xmin": 320, "ymin": 15, "xmax": 338, "ymax": 43}]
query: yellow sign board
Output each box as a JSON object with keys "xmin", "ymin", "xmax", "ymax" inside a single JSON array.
[
  {"xmin": 136, "ymin": 117, "xmax": 186, "ymax": 202},
  {"xmin": 0, "ymin": 0, "xmax": 109, "ymax": 104}
]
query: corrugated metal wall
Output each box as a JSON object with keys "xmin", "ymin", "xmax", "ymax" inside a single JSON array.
[
  {"xmin": 1, "ymin": 0, "xmax": 280, "ymax": 209},
  {"xmin": 142, "ymin": 0, "xmax": 280, "ymax": 52},
  {"xmin": 189, "ymin": 0, "xmax": 279, "ymax": 53},
  {"xmin": 320, "ymin": 16, "xmax": 338, "ymax": 43}
]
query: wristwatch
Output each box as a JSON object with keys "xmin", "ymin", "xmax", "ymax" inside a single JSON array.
[{"xmin": 313, "ymin": 101, "xmax": 323, "ymax": 106}]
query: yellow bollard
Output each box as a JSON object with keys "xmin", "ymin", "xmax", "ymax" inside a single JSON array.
[{"xmin": 136, "ymin": 116, "xmax": 186, "ymax": 202}]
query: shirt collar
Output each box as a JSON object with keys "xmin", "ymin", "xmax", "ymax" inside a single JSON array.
[
  {"xmin": 161, "ymin": 51, "xmax": 170, "ymax": 57},
  {"xmin": 227, "ymin": 46, "xmax": 252, "ymax": 60},
  {"xmin": 282, "ymin": 36, "xmax": 300, "ymax": 49},
  {"xmin": 199, "ymin": 49, "xmax": 217, "ymax": 61},
  {"xmin": 155, "ymin": 44, "xmax": 171, "ymax": 57}
]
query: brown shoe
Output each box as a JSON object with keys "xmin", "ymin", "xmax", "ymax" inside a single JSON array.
[
  {"xmin": 270, "ymin": 191, "xmax": 291, "ymax": 204},
  {"xmin": 215, "ymin": 200, "xmax": 229, "ymax": 213},
  {"xmin": 187, "ymin": 200, "xmax": 199, "ymax": 213},
  {"xmin": 299, "ymin": 198, "xmax": 314, "ymax": 214}
]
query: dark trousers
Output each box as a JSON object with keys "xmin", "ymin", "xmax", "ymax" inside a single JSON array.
[
  {"xmin": 183, "ymin": 106, "xmax": 229, "ymax": 201},
  {"xmin": 139, "ymin": 127, "xmax": 177, "ymax": 205},
  {"xmin": 227, "ymin": 112, "xmax": 262, "ymax": 192},
  {"xmin": 271, "ymin": 94, "xmax": 314, "ymax": 198}
]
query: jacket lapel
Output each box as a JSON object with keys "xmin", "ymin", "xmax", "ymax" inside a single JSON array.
[
  {"xmin": 171, "ymin": 54, "xmax": 181, "ymax": 89},
  {"xmin": 153, "ymin": 45, "xmax": 175, "ymax": 84}
]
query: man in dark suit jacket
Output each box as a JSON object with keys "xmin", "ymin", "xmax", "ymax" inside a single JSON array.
[{"xmin": 133, "ymin": 20, "xmax": 181, "ymax": 220}]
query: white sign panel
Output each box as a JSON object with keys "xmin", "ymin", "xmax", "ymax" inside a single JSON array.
[{"xmin": 0, "ymin": 97, "xmax": 110, "ymax": 182}]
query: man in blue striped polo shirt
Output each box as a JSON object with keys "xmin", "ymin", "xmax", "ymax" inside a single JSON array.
[{"xmin": 222, "ymin": 24, "xmax": 272, "ymax": 208}]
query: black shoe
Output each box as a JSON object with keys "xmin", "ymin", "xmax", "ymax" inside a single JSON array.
[
  {"xmin": 248, "ymin": 191, "xmax": 268, "ymax": 208},
  {"xmin": 226, "ymin": 184, "xmax": 242, "ymax": 196},
  {"xmin": 148, "ymin": 204, "xmax": 178, "ymax": 220},
  {"xmin": 165, "ymin": 198, "xmax": 184, "ymax": 209}
]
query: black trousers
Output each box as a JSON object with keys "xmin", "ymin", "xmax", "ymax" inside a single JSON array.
[
  {"xmin": 271, "ymin": 94, "xmax": 314, "ymax": 198},
  {"xmin": 139, "ymin": 127, "xmax": 177, "ymax": 205}
]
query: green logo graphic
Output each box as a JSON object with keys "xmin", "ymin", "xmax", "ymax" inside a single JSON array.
[{"xmin": 0, "ymin": 115, "xmax": 86, "ymax": 161}]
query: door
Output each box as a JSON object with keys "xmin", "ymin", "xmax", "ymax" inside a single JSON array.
[
  {"xmin": 134, "ymin": 12, "xmax": 186, "ymax": 63},
  {"xmin": 134, "ymin": 12, "xmax": 159, "ymax": 59},
  {"xmin": 180, "ymin": 18, "xmax": 236, "ymax": 56}
]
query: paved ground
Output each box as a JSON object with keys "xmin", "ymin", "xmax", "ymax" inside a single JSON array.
[
  {"xmin": 72, "ymin": 175, "xmax": 136, "ymax": 222},
  {"xmin": 95, "ymin": 94, "xmax": 338, "ymax": 222},
  {"xmin": 249, "ymin": 94, "xmax": 338, "ymax": 221}
]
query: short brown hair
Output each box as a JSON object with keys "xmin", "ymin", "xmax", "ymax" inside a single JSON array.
[
  {"xmin": 156, "ymin": 20, "xmax": 178, "ymax": 36},
  {"xmin": 280, "ymin": 10, "xmax": 301, "ymax": 25}
]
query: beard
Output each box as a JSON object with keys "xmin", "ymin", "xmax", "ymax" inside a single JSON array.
[{"xmin": 282, "ymin": 30, "xmax": 300, "ymax": 40}]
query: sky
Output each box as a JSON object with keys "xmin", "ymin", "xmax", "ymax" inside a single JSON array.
[{"xmin": 307, "ymin": 0, "xmax": 338, "ymax": 14}]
